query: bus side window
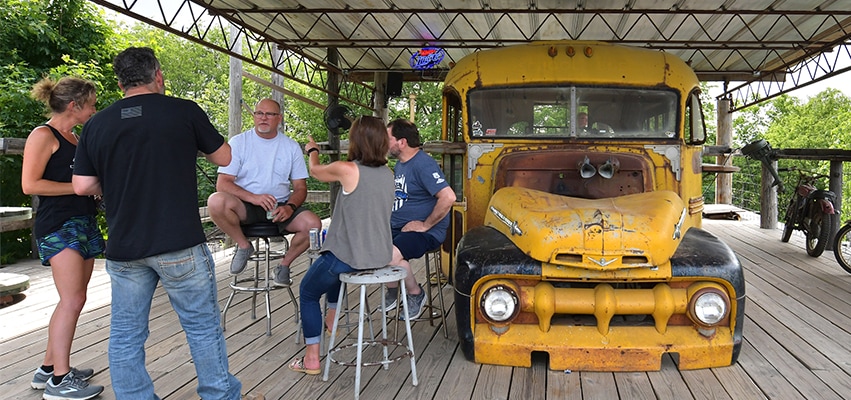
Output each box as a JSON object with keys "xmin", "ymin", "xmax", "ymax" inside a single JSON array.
[{"xmin": 686, "ymin": 91, "xmax": 706, "ymax": 144}]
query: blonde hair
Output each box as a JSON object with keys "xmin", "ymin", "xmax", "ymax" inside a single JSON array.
[{"xmin": 31, "ymin": 77, "xmax": 96, "ymax": 114}]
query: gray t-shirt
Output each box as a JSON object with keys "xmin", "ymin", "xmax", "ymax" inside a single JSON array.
[{"xmin": 323, "ymin": 162, "xmax": 395, "ymax": 269}]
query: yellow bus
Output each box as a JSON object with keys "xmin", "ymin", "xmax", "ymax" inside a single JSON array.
[{"xmin": 432, "ymin": 41, "xmax": 744, "ymax": 371}]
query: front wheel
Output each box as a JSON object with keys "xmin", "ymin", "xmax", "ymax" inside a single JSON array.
[
  {"xmin": 833, "ymin": 222, "xmax": 851, "ymax": 274},
  {"xmin": 805, "ymin": 210, "xmax": 831, "ymax": 257}
]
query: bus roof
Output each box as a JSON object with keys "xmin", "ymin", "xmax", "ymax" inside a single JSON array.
[{"xmin": 445, "ymin": 41, "xmax": 699, "ymax": 93}]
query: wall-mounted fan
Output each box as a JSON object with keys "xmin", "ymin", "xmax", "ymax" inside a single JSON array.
[{"xmin": 324, "ymin": 104, "xmax": 353, "ymax": 135}]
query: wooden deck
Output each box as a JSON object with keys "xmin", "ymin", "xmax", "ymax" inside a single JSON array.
[{"xmin": 2, "ymin": 214, "xmax": 851, "ymax": 400}]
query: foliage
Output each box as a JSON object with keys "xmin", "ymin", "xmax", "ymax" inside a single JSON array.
[
  {"xmin": 729, "ymin": 89, "xmax": 851, "ymax": 218},
  {"xmin": 1, "ymin": 0, "xmax": 119, "ymax": 263},
  {"xmin": 388, "ymin": 81, "xmax": 443, "ymax": 142}
]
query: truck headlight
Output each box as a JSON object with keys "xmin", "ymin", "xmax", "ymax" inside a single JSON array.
[
  {"xmin": 480, "ymin": 285, "xmax": 519, "ymax": 323},
  {"xmin": 689, "ymin": 288, "xmax": 729, "ymax": 326}
]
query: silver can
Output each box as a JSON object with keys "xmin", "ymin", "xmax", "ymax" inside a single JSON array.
[{"xmin": 309, "ymin": 228, "xmax": 320, "ymax": 250}]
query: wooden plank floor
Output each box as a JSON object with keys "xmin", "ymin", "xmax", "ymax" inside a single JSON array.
[{"xmin": 2, "ymin": 214, "xmax": 851, "ymax": 400}]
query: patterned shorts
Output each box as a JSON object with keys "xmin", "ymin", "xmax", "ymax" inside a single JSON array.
[{"xmin": 37, "ymin": 215, "xmax": 105, "ymax": 266}]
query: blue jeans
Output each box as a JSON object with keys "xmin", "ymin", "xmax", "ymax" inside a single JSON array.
[
  {"xmin": 300, "ymin": 252, "xmax": 356, "ymax": 345},
  {"xmin": 106, "ymin": 243, "xmax": 241, "ymax": 400}
]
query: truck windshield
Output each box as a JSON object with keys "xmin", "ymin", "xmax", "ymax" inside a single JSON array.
[{"xmin": 468, "ymin": 86, "xmax": 679, "ymax": 139}]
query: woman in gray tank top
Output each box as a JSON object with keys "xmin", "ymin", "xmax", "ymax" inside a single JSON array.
[{"xmin": 288, "ymin": 116, "xmax": 394, "ymax": 375}]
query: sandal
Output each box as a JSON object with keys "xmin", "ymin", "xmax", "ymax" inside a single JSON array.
[{"xmin": 288, "ymin": 357, "xmax": 321, "ymax": 375}]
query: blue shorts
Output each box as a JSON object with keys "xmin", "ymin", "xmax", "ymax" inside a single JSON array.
[
  {"xmin": 392, "ymin": 230, "xmax": 441, "ymax": 261},
  {"xmin": 37, "ymin": 215, "xmax": 105, "ymax": 266}
]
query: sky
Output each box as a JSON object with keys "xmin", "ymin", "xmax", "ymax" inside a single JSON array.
[
  {"xmin": 784, "ymin": 73, "xmax": 851, "ymax": 100},
  {"xmin": 706, "ymin": 71, "xmax": 851, "ymax": 103}
]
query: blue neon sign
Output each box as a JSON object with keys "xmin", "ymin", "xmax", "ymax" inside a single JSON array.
[{"xmin": 409, "ymin": 47, "xmax": 445, "ymax": 70}]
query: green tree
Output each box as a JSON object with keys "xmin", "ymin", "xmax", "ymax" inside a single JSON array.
[
  {"xmin": 389, "ymin": 81, "xmax": 442, "ymax": 141},
  {"xmin": 1, "ymin": 0, "xmax": 119, "ymax": 263}
]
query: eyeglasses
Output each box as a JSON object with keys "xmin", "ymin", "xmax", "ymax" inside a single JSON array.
[{"xmin": 253, "ymin": 111, "xmax": 280, "ymax": 118}]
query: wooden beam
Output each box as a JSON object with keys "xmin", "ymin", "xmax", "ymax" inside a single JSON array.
[{"xmin": 0, "ymin": 138, "xmax": 25, "ymax": 155}]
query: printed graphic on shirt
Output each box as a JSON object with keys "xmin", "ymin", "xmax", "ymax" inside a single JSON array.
[
  {"xmin": 121, "ymin": 106, "xmax": 142, "ymax": 119},
  {"xmin": 432, "ymin": 172, "xmax": 445, "ymax": 184},
  {"xmin": 393, "ymin": 174, "xmax": 408, "ymax": 211}
]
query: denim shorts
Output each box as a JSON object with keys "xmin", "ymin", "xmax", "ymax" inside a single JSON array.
[{"xmin": 37, "ymin": 215, "xmax": 105, "ymax": 266}]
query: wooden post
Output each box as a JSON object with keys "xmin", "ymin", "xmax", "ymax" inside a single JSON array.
[
  {"xmin": 327, "ymin": 48, "xmax": 341, "ymax": 213},
  {"xmin": 760, "ymin": 159, "xmax": 778, "ymax": 229},
  {"xmin": 228, "ymin": 24, "xmax": 243, "ymax": 140},
  {"xmin": 716, "ymin": 98, "xmax": 733, "ymax": 204},
  {"xmin": 374, "ymin": 72, "xmax": 389, "ymax": 121},
  {"xmin": 828, "ymin": 160, "xmax": 843, "ymax": 250},
  {"xmin": 271, "ymin": 45, "xmax": 285, "ymax": 122}
]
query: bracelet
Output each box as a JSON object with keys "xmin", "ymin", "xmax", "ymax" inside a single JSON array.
[
  {"xmin": 307, "ymin": 148, "xmax": 319, "ymax": 155},
  {"xmin": 286, "ymin": 202, "xmax": 298, "ymax": 212}
]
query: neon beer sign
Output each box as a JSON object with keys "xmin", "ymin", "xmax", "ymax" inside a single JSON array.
[{"xmin": 409, "ymin": 47, "xmax": 445, "ymax": 69}]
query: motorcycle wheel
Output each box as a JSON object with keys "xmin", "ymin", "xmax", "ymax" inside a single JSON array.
[
  {"xmin": 833, "ymin": 222, "xmax": 851, "ymax": 274},
  {"xmin": 781, "ymin": 199, "xmax": 796, "ymax": 242},
  {"xmin": 805, "ymin": 211, "xmax": 830, "ymax": 257}
]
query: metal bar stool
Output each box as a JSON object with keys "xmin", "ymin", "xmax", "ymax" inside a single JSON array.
[
  {"xmin": 221, "ymin": 222, "xmax": 299, "ymax": 337},
  {"xmin": 323, "ymin": 266, "xmax": 418, "ymax": 400},
  {"xmin": 414, "ymin": 247, "xmax": 449, "ymax": 338}
]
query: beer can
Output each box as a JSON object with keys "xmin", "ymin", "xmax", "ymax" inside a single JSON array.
[{"xmin": 309, "ymin": 228, "xmax": 320, "ymax": 250}]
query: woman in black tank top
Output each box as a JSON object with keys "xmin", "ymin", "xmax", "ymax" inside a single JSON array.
[{"xmin": 21, "ymin": 76, "xmax": 105, "ymax": 396}]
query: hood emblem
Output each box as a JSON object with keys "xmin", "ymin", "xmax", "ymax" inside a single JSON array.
[
  {"xmin": 673, "ymin": 208, "xmax": 687, "ymax": 240},
  {"xmin": 588, "ymin": 257, "xmax": 617, "ymax": 267},
  {"xmin": 490, "ymin": 206, "xmax": 523, "ymax": 236}
]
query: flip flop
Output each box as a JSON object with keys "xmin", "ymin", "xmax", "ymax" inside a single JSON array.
[{"xmin": 288, "ymin": 357, "xmax": 321, "ymax": 375}]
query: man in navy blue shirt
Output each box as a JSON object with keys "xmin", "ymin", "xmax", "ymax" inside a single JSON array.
[{"xmin": 383, "ymin": 119, "xmax": 455, "ymax": 320}]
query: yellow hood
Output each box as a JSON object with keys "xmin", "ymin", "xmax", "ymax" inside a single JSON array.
[{"xmin": 484, "ymin": 187, "xmax": 687, "ymax": 270}]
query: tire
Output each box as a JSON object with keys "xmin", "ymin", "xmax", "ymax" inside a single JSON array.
[
  {"xmin": 781, "ymin": 199, "xmax": 796, "ymax": 242},
  {"xmin": 805, "ymin": 209, "xmax": 830, "ymax": 257},
  {"xmin": 833, "ymin": 222, "xmax": 851, "ymax": 274}
]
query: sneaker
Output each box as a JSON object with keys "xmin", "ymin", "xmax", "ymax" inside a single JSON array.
[
  {"xmin": 43, "ymin": 373, "xmax": 103, "ymax": 400},
  {"xmin": 400, "ymin": 285, "xmax": 427, "ymax": 320},
  {"xmin": 383, "ymin": 287, "xmax": 399, "ymax": 311},
  {"xmin": 31, "ymin": 367, "xmax": 93, "ymax": 390},
  {"xmin": 273, "ymin": 265, "xmax": 292, "ymax": 286},
  {"xmin": 230, "ymin": 243, "xmax": 255, "ymax": 275}
]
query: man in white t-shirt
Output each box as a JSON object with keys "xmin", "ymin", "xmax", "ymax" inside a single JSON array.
[{"xmin": 208, "ymin": 98, "xmax": 321, "ymax": 285}]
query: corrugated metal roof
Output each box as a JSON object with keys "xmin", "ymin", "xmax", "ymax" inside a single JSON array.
[{"xmin": 91, "ymin": 0, "xmax": 851, "ymax": 109}]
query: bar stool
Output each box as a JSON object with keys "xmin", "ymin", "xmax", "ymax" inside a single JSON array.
[
  {"xmin": 323, "ymin": 266, "xmax": 418, "ymax": 400},
  {"xmin": 414, "ymin": 247, "xmax": 449, "ymax": 338},
  {"xmin": 221, "ymin": 222, "xmax": 299, "ymax": 337}
]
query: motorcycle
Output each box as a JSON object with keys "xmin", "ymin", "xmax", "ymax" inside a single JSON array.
[
  {"xmin": 779, "ymin": 167, "xmax": 836, "ymax": 256},
  {"xmin": 833, "ymin": 220, "xmax": 851, "ymax": 274},
  {"xmin": 742, "ymin": 139, "xmax": 837, "ymax": 257}
]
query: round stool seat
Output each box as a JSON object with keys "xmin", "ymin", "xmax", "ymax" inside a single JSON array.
[
  {"xmin": 339, "ymin": 266, "xmax": 407, "ymax": 285},
  {"xmin": 241, "ymin": 222, "xmax": 282, "ymax": 237}
]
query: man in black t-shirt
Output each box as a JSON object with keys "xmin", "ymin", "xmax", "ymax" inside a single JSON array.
[{"xmin": 73, "ymin": 47, "xmax": 262, "ymax": 400}]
